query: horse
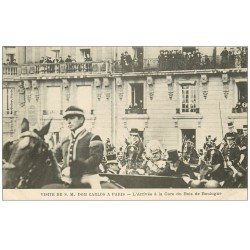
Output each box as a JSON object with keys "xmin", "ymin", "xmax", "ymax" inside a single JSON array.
[
  {"xmin": 182, "ymin": 139, "xmax": 199, "ymax": 165},
  {"xmin": 3, "ymin": 118, "xmax": 63, "ymax": 189},
  {"xmin": 3, "ymin": 118, "xmax": 122, "ymax": 189}
]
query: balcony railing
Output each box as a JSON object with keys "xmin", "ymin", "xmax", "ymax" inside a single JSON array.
[
  {"xmin": 125, "ymin": 107, "xmax": 147, "ymax": 114},
  {"xmin": 2, "ymin": 65, "xmax": 19, "ymax": 75},
  {"xmin": 176, "ymin": 108, "xmax": 200, "ymax": 114},
  {"xmin": 2, "ymin": 56, "xmax": 248, "ymax": 76}
]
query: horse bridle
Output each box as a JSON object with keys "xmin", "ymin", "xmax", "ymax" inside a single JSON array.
[{"xmin": 3, "ymin": 131, "xmax": 53, "ymax": 189}]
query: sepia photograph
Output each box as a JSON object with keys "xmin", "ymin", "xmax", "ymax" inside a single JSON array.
[{"xmin": 2, "ymin": 46, "xmax": 248, "ymax": 200}]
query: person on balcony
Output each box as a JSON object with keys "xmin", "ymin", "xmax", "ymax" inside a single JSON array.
[
  {"xmin": 54, "ymin": 105, "xmax": 104, "ymax": 188},
  {"xmin": 58, "ymin": 57, "xmax": 64, "ymax": 63},
  {"xmin": 137, "ymin": 51, "xmax": 143, "ymax": 71},
  {"xmin": 220, "ymin": 47, "xmax": 229, "ymax": 68},
  {"xmin": 241, "ymin": 47, "xmax": 247, "ymax": 68},
  {"xmin": 65, "ymin": 55, "xmax": 72, "ymax": 72},
  {"xmin": 235, "ymin": 47, "xmax": 242, "ymax": 68},
  {"xmin": 228, "ymin": 48, "xmax": 235, "ymax": 68},
  {"xmin": 158, "ymin": 50, "xmax": 165, "ymax": 71},
  {"xmin": 124, "ymin": 51, "xmax": 133, "ymax": 72},
  {"xmin": 12, "ymin": 59, "xmax": 18, "ymax": 65},
  {"xmin": 85, "ymin": 53, "xmax": 92, "ymax": 72}
]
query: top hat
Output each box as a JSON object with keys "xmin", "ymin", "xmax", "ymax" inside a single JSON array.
[
  {"xmin": 130, "ymin": 128, "xmax": 139, "ymax": 135},
  {"xmin": 167, "ymin": 149, "xmax": 179, "ymax": 163},
  {"xmin": 63, "ymin": 106, "xmax": 85, "ymax": 119},
  {"xmin": 243, "ymin": 125, "xmax": 248, "ymax": 129},
  {"xmin": 228, "ymin": 122, "xmax": 234, "ymax": 127}
]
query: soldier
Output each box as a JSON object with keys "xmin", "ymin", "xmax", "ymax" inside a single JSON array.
[
  {"xmin": 220, "ymin": 122, "xmax": 240, "ymax": 150},
  {"xmin": 222, "ymin": 133, "xmax": 242, "ymax": 181},
  {"xmin": 54, "ymin": 106, "xmax": 104, "ymax": 188},
  {"xmin": 239, "ymin": 125, "xmax": 248, "ymax": 169}
]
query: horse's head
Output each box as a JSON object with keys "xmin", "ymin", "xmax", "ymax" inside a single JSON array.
[
  {"xmin": 125, "ymin": 144, "xmax": 139, "ymax": 169},
  {"xmin": 3, "ymin": 118, "xmax": 59, "ymax": 189},
  {"xmin": 204, "ymin": 148, "xmax": 224, "ymax": 166}
]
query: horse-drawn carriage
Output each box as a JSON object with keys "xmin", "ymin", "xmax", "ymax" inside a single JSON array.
[{"xmin": 2, "ymin": 119, "xmax": 247, "ymax": 189}]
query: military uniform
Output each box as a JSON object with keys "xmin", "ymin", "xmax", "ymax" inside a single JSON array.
[
  {"xmin": 239, "ymin": 133, "xmax": 248, "ymax": 169},
  {"xmin": 54, "ymin": 127, "xmax": 104, "ymax": 180},
  {"xmin": 223, "ymin": 131, "xmax": 241, "ymax": 146},
  {"xmin": 222, "ymin": 143, "xmax": 241, "ymax": 169}
]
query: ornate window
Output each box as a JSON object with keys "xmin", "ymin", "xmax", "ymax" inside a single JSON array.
[
  {"xmin": 181, "ymin": 84, "xmax": 196, "ymax": 113},
  {"xmin": 126, "ymin": 83, "xmax": 146, "ymax": 114},
  {"xmin": 3, "ymin": 87, "xmax": 15, "ymax": 115}
]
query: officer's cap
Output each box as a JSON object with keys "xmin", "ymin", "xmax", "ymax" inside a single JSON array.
[{"xmin": 63, "ymin": 106, "xmax": 85, "ymax": 119}]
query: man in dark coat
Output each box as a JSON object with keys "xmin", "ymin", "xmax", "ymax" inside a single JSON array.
[
  {"xmin": 165, "ymin": 149, "xmax": 196, "ymax": 185},
  {"xmin": 158, "ymin": 50, "xmax": 165, "ymax": 71},
  {"xmin": 220, "ymin": 47, "xmax": 229, "ymax": 68},
  {"xmin": 222, "ymin": 122, "xmax": 241, "ymax": 147},
  {"xmin": 54, "ymin": 106, "xmax": 104, "ymax": 188},
  {"xmin": 222, "ymin": 133, "xmax": 241, "ymax": 177}
]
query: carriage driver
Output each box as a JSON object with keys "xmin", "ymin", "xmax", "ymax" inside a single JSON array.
[{"xmin": 54, "ymin": 106, "xmax": 104, "ymax": 188}]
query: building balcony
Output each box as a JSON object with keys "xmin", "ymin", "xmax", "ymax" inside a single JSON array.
[
  {"xmin": 125, "ymin": 107, "xmax": 147, "ymax": 114},
  {"xmin": 176, "ymin": 108, "xmax": 200, "ymax": 114},
  {"xmin": 2, "ymin": 56, "xmax": 248, "ymax": 78}
]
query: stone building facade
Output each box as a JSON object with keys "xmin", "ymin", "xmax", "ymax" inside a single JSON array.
[{"xmin": 2, "ymin": 46, "xmax": 247, "ymax": 151}]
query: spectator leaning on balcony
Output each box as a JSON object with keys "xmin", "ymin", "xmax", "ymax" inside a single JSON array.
[
  {"xmin": 54, "ymin": 105, "xmax": 104, "ymax": 188},
  {"xmin": 12, "ymin": 59, "xmax": 18, "ymax": 65},
  {"xmin": 228, "ymin": 48, "xmax": 235, "ymax": 68}
]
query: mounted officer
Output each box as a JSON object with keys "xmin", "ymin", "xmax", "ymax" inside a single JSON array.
[
  {"xmin": 221, "ymin": 132, "xmax": 243, "ymax": 187},
  {"xmin": 220, "ymin": 122, "xmax": 240, "ymax": 150},
  {"xmin": 54, "ymin": 106, "xmax": 104, "ymax": 188}
]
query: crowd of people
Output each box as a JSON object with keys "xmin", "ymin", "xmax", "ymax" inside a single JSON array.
[
  {"xmin": 220, "ymin": 47, "xmax": 248, "ymax": 69},
  {"xmin": 37, "ymin": 54, "xmax": 93, "ymax": 73},
  {"xmin": 3, "ymin": 58, "xmax": 18, "ymax": 65}
]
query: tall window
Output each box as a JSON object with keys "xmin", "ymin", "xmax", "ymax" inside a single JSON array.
[
  {"xmin": 130, "ymin": 83, "xmax": 144, "ymax": 108},
  {"xmin": 181, "ymin": 84, "xmax": 196, "ymax": 113},
  {"xmin": 3, "ymin": 88, "xmax": 14, "ymax": 115},
  {"xmin": 46, "ymin": 87, "xmax": 61, "ymax": 114},
  {"xmin": 237, "ymin": 82, "xmax": 247, "ymax": 104},
  {"xmin": 76, "ymin": 86, "xmax": 92, "ymax": 114}
]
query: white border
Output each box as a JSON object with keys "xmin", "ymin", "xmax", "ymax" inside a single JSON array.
[{"xmin": 1, "ymin": 1, "xmax": 250, "ymax": 250}]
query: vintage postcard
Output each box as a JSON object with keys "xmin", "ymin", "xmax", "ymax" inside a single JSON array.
[{"xmin": 2, "ymin": 46, "xmax": 248, "ymax": 200}]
